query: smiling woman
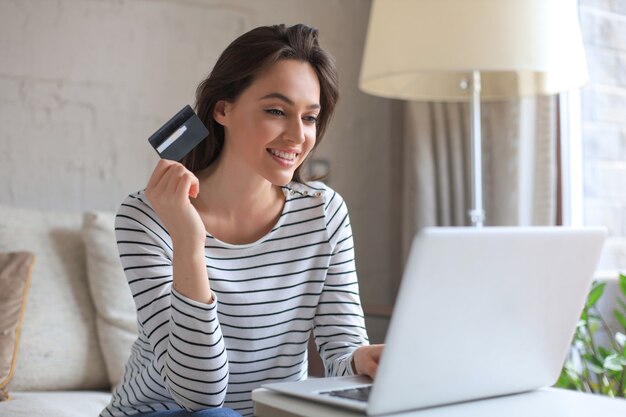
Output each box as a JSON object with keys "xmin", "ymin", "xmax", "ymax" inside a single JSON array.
[{"xmin": 99, "ymin": 24, "xmax": 381, "ymax": 417}]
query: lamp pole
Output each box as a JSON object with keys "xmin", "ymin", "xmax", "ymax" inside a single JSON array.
[{"xmin": 463, "ymin": 70, "xmax": 485, "ymax": 227}]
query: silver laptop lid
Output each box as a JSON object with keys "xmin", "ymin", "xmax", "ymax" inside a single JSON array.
[{"xmin": 368, "ymin": 226, "xmax": 606, "ymax": 415}]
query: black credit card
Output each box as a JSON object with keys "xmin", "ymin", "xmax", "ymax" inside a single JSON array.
[{"xmin": 148, "ymin": 105, "xmax": 209, "ymax": 161}]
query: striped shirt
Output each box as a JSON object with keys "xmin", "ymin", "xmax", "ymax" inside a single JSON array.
[{"xmin": 100, "ymin": 181, "xmax": 369, "ymax": 417}]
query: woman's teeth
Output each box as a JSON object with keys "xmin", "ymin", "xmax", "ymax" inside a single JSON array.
[{"xmin": 269, "ymin": 149, "xmax": 297, "ymax": 161}]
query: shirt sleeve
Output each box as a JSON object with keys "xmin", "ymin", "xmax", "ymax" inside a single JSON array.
[
  {"xmin": 313, "ymin": 189, "xmax": 370, "ymax": 376},
  {"xmin": 115, "ymin": 191, "xmax": 228, "ymax": 410}
]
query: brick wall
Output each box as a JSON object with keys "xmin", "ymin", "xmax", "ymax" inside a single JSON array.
[{"xmin": 580, "ymin": 0, "xmax": 626, "ymax": 272}]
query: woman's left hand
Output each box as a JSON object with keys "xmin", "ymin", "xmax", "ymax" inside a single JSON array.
[{"xmin": 352, "ymin": 344, "xmax": 384, "ymax": 380}]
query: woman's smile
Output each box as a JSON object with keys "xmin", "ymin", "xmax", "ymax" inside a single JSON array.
[{"xmin": 267, "ymin": 148, "xmax": 299, "ymax": 165}]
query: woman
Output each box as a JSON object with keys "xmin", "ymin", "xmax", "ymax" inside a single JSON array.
[{"xmin": 100, "ymin": 23, "xmax": 382, "ymax": 417}]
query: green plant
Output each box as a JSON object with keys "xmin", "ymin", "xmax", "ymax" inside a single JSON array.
[{"xmin": 555, "ymin": 274, "xmax": 626, "ymax": 397}]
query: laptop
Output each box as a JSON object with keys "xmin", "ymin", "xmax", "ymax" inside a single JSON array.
[{"xmin": 262, "ymin": 226, "xmax": 607, "ymax": 415}]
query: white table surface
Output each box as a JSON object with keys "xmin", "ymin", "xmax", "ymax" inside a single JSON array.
[{"xmin": 252, "ymin": 387, "xmax": 626, "ymax": 417}]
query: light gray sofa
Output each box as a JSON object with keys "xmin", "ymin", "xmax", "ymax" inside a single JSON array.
[{"xmin": 0, "ymin": 205, "xmax": 137, "ymax": 416}]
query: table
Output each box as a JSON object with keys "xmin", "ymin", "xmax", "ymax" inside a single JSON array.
[{"xmin": 252, "ymin": 387, "xmax": 626, "ymax": 417}]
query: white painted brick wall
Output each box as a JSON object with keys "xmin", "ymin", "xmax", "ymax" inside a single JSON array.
[{"xmin": 580, "ymin": 1, "xmax": 626, "ymax": 271}]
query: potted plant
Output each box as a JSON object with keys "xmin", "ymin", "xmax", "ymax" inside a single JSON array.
[{"xmin": 556, "ymin": 274, "xmax": 626, "ymax": 397}]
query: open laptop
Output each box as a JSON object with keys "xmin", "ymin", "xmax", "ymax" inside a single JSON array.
[{"xmin": 262, "ymin": 226, "xmax": 607, "ymax": 415}]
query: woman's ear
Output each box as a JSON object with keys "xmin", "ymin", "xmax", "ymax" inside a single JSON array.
[{"xmin": 213, "ymin": 100, "xmax": 228, "ymax": 126}]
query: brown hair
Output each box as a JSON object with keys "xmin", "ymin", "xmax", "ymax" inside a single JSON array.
[{"xmin": 181, "ymin": 24, "xmax": 339, "ymax": 183}]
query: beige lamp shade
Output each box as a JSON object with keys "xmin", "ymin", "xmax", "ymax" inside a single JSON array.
[{"xmin": 359, "ymin": 0, "xmax": 588, "ymax": 101}]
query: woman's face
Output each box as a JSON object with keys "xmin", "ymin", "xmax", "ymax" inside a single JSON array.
[{"xmin": 214, "ymin": 59, "xmax": 320, "ymax": 186}]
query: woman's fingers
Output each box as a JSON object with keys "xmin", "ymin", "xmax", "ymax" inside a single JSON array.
[
  {"xmin": 146, "ymin": 159, "xmax": 176, "ymax": 194},
  {"xmin": 371, "ymin": 344, "xmax": 383, "ymax": 362},
  {"xmin": 365, "ymin": 350, "xmax": 379, "ymax": 379},
  {"xmin": 162, "ymin": 164, "xmax": 186, "ymax": 196},
  {"xmin": 354, "ymin": 344, "xmax": 384, "ymax": 380},
  {"xmin": 147, "ymin": 160, "xmax": 198, "ymax": 201},
  {"xmin": 176, "ymin": 170, "xmax": 200, "ymax": 200},
  {"xmin": 188, "ymin": 175, "xmax": 200, "ymax": 198},
  {"xmin": 167, "ymin": 164, "xmax": 199, "ymax": 199}
]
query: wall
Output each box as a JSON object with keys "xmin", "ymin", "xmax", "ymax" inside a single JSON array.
[
  {"xmin": 0, "ymin": 0, "xmax": 400, "ymax": 343},
  {"xmin": 579, "ymin": 0, "xmax": 626, "ymax": 272}
]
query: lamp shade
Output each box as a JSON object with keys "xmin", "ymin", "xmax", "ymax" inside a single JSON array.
[{"xmin": 359, "ymin": 0, "xmax": 588, "ymax": 101}]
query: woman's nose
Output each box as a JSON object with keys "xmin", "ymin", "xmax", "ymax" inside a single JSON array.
[{"xmin": 285, "ymin": 118, "xmax": 306, "ymax": 143}]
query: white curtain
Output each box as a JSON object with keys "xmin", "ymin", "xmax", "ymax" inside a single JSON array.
[{"xmin": 401, "ymin": 96, "xmax": 559, "ymax": 261}]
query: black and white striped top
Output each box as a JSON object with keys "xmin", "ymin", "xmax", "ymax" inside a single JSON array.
[{"xmin": 100, "ymin": 181, "xmax": 369, "ymax": 417}]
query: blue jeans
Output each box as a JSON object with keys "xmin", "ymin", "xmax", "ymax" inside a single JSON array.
[{"xmin": 134, "ymin": 409, "xmax": 242, "ymax": 417}]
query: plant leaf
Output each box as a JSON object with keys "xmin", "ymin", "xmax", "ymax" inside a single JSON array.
[
  {"xmin": 582, "ymin": 354, "xmax": 605, "ymax": 374},
  {"xmin": 581, "ymin": 309, "xmax": 588, "ymax": 322},
  {"xmin": 587, "ymin": 283, "xmax": 606, "ymax": 309},
  {"xmin": 619, "ymin": 273, "xmax": 626, "ymax": 297},
  {"xmin": 604, "ymin": 354, "xmax": 623, "ymax": 372},
  {"xmin": 589, "ymin": 321, "xmax": 601, "ymax": 334},
  {"xmin": 615, "ymin": 310, "xmax": 626, "ymax": 331},
  {"xmin": 555, "ymin": 370, "xmax": 575, "ymax": 389},
  {"xmin": 598, "ymin": 346, "xmax": 610, "ymax": 359},
  {"xmin": 616, "ymin": 332, "xmax": 626, "ymax": 348}
]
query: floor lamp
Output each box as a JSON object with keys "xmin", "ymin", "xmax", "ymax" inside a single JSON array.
[{"xmin": 359, "ymin": 0, "xmax": 588, "ymax": 227}]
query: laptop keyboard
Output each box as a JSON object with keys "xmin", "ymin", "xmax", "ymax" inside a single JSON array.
[{"xmin": 320, "ymin": 385, "xmax": 372, "ymax": 402}]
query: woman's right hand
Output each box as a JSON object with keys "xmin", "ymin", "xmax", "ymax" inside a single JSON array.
[{"xmin": 145, "ymin": 159, "xmax": 206, "ymax": 247}]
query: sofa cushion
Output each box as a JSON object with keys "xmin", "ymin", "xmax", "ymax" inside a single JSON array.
[
  {"xmin": 0, "ymin": 205, "xmax": 108, "ymax": 391},
  {"xmin": 0, "ymin": 252, "xmax": 35, "ymax": 400},
  {"xmin": 82, "ymin": 211, "xmax": 138, "ymax": 388},
  {"xmin": 0, "ymin": 390, "xmax": 110, "ymax": 417}
]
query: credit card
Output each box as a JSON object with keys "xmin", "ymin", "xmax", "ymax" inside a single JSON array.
[{"xmin": 148, "ymin": 105, "xmax": 209, "ymax": 161}]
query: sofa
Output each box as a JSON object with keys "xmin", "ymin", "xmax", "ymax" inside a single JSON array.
[
  {"xmin": 0, "ymin": 204, "xmax": 326, "ymax": 417},
  {"xmin": 0, "ymin": 205, "xmax": 139, "ymax": 417}
]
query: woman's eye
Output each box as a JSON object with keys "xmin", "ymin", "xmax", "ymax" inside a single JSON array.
[
  {"xmin": 266, "ymin": 109, "xmax": 284, "ymax": 116},
  {"xmin": 303, "ymin": 115, "xmax": 319, "ymax": 124}
]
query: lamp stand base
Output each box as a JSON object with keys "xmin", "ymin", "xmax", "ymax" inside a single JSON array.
[{"xmin": 469, "ymin": 209, "xmax": 485, "ymax": 228}]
